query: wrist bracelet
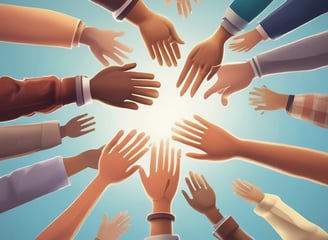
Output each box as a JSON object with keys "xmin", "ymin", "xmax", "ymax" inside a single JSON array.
[{"xmin": 147, "ymin": 212, "xmax": 175, "ymax": 222}]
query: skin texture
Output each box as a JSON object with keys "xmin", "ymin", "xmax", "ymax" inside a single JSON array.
[
  {"xmin": 172, "ymin": 114, "xmax": 328, "ymax": 186},
  {"xmin": 80, "ymin": 27, "xmax": 133, "ymax": 66},
  {"xmin": 139, "ymin": 139, "xmax": 181, "ymax": 236},
  {"xmin": 204, "ymin": 61, "xmax": 255, "ymax": 106},
  {"xmin": 36, "ymin": 130, "xmax": 150, "ymax": 240},
  {"xmin": 90, "ymin": 63, "xmax": 161, "ymax": 110},
  {"xmin": 232, "ymin": 179, "xmax": 265, "ymax": 204},
  {"xmin": 126, "ymin": 1, "xmax": 184, "ymax": 67},
  {"xmin": 177, "ymin": 26, "xmax": 232, "ymax": 97},
  {"xmin": 229, "ymin": 28, "xmax": 266, "ymax": 52},
  {"xmin": 249, "ymin": 85, "xmax": 289, "ymax": 112},
  {"xmin": 97, "ymin": 212, "xmax": 131, "ymax": 240},
  {"xmin": 166, "ymin": 0, "xmax": 200, "ymax": 18},
  {"xmin": 60, "ymin": 113, "xmax": 96, "ymax": 138}
]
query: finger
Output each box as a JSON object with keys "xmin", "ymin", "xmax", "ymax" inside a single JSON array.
[
  {"xmin": 139, "ymin": 167, "xmax": 148, "ymax": 184},
  {"xmin": 120, "ymin": 132, "xmax": 146, "ymax": 156},
  {"xmin": 171, "ymin": 135, "xmax": 201, "ymax": 149},
  {"xmin": 180, "ymin": 64, "xmax": 199, "ymax": 96},
  {"xmin": 72, "ymin": 113, "xmax": 89, "ymax": 121},
  {"xmin": 150, "ymin": 143, "xmax": 157, "ymax": 173},
  {"xmin": 153, "ymin": 44, "xmax": 163, "ymax": 66},
  {"xmin": 117, "ymin": 101, "xmax": 139, "ymax": 110},
  {"xmin": 125, "ymin": 165, "xmax": 140, "ymax": 178},
  {"xmin": 182, "ymin": 189, "xmax": 194, "ymax": 206},
  {"xmin": 113, "ymin": 40, "xmax": 133, "ymax": 53},
  {"xmin": 80, "ymin": 122, "xmax": 96, "ymax": 129},
  {"xmin": 177, "ymin": 58, "xmax": 193, "ymax": 88},
  {"xmin": 104, "ymin": 130, "xmax": 124, "ymax": 153},
  {"xmin": 166, "ymin": 0, "xmax": 172, "ymax": 6},
  {"xmin": 249, "ymin": 91, "xmax": 263, "ymax": 97},
  {"xmin": 129, "ymin": 145, "xmax": 150, "ymax": 165},
  {"xmin": 190, "ymin": 66, "xmax": 211, "ymax": 97},
  {"xmin": 187, "ymin": 0, "xmax": 192, "ymax": 14},
  {"xmin": 158, "ymin": 139, "xmax": 164, "ymax": 171},
  {"xmin": 125, "ymin": 134, "xmax": 150, "ymax": 160},
  {"xmin": 120, "ymin": 224, "xmax": 131, "ymax": 234},
  {"xmin": 221, "ymin": 87, "xmax": 235, "ymax": 106},
  {"xmin": 254, "ymin": 106, "xmax": 268, "ymax": 111},
  {"xmin": 132, "ymin": 87, "xmax": 159, "ymax": 98},
  {"xmin": 78, "ymin": 116, "xmax": 95, "ymax": 125},
  {"xmin": 164, "ymin": 40, "xmax": 177, "ymax": 67},
  {"xmin": 164, "ymin": 139, "xmax": 170, "ymax": 172},
  {"xmin": 120, "ymin": 63, "xmax": 137, "ymax": 71},
  {"xmin": 129, "ymin": 72, "xmax": 155, "ymax": 80},
  {"xmin": 201, "ymin": 174, "xmax": 210, "ymax": 189},
  {"xmin": 193, "ymin": 115, "xmax": 212, "ymax": 128},
  {"xmin": 174, "ymin": 121, "xmax": 203, "ymax": 138},
  {"xmin": 177, "ymin": 1, "xmax": 182, "ymax": 16},
  {"xmin": 111, "ymin": 212, "xmax": 123, "ymax": 223},
  {"xmin": 171, "ymin": 126, "xmax": 201, "ymax": 143},
  {"xmin": 206, "ymin": 65, "xmax": 220, "ymax": 81},
  {"xmin": 190, "ymin": 171, "xmax": 201, "ymax": 190},
  {"xmin": 132, "ymin": 80, "xmax": 160, "ymax": 88},
  {"xmin": 204, "ymin": 81, "xmax": 220, "ymax": 99},
  {"xmin": 170, "ymin": 24, "xmax": 185, "ymax": 44},
  {"xmin": 158, "ymin": 41, "xmax": 172, "ymax": 67},
  {"xmin": 106, "ymin": 52, "xmax": 124, "ymax": 65},
  {"xmin": 129, "ymin": 94, "xmax": 153, "ymax": 105},
  {"xmin": 79, "ymin": 128, "xmax": 95, "ymax": 136},
  {"xmin": 182, "ymin": 119, "xmax": 207, "ymax": 132},
  {"xmin": 172, "ymin": 42, "xmax": 181, "ymax": 59},
  {"xmin": 185, "ymin": 176, "xmax": 196, "ymax": 192},
  {"xmin": 182, "ymin": 1, "xmax": 188, "ymax": 18},
  {"xmin": 145, "ymin": 42, "xmax": 155, "ymax": 60},
  {"xmin": 175, "ymin": 149, "xmax": 182, "ymax": 176},
  {"xmin": 118, "ymin": 215, "xmax": 131, "ymax": 226},
  {"xmin": 195, "ymin": 172, "xmax": 206, "ymax": 189},
  {"xmin": 114, "ymin": 129, "xmax": 137, "ymax": 152},
  {"xmin": 91, "ymin": 47, "xmax": 109, "ymax": 66},
  {"xmin": 186, "ymin": 152, "xmax": 210, "ymax": 159}
]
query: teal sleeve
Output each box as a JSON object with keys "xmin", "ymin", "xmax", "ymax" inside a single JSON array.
[{"xmin": 230, "ymin": 0, "xmax": 274, "ymax": 22}]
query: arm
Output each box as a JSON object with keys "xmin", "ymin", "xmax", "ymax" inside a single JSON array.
[
  {"xmin": 177, "ymin": 0, "xmax": 273, "ymax": 97},
  {"xmin": 0, "ymin": 147, "xmax": 103, "ymax": 213},
  {"xmin": 139, "ymin": 139, "xmax": 181, "ymax": 239},
  {"xmin": 36, "ymin": 130, "xmax": 149, "ymax": 240},
  {"xmin": 172, "ymin": 114, "xmax": 328, "ymax": 186},
  {"xmin": 0, "ymin": 114, "xmax": 95, "ymax": 161},
  {"xmin": 182, "ymin": 172, "xmax": 252, "ymax": 240}
]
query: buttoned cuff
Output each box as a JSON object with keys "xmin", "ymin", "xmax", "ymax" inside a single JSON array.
[
  {"xmin": 212, "ymin": 216, "xmax": 239, "ymax": 239},
  {"xmin": 75, "ymin": 75, "xmax": 93, "ymax": 106},
  {"xmin": 254, "ymin": 193, "xmax": 279, "ymax": 216},
  {"xmin": 144, "ymin": 234, "xmax": 179, "ymax": 240},
  {"xmin": 221, "ymin": 7, "xmax": 248, "ymax": 35},
  {"xmin": 249, "ymin": 58, "xmax": 262, "ymax": 78},
  {"xmin": 256, "ymin": 25, "xmax": 269, "ymax": 40}
]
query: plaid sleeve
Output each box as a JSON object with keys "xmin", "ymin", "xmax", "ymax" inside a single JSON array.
[{"xmin": 286, "ymin": 94, "xmax": 328, "ymax": 129}]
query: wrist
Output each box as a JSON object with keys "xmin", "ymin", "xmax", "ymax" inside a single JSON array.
[
  {"xmin": 203, "ymin": 207, "xmax": 223, "ymax": 225},
  {"xmin": 276, "ymin": 93, "xmax": 289, "ymax": 110},
  {"xmin": 94, "ymin": 174, "xmax": 113, "ymax": 188},
  {"xmin": 212, "ymin": 26, "xmax": 232, "ymax": 44},
  {"xmin": 152, "ymin": 199, "xmax": 172, "ymax": 212},
  {"xmin": 59, "ymin": 125, "xmax": 67, "ymax": 139},
  {"xmin": 126, "ymin": 0, "xmax": 153, "ymax": 25},
  {"xmin": 74, "ymin": 21, "xmax": 86, "ymax": 46}
]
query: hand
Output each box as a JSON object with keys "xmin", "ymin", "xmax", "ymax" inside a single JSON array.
[
  {"xmin": 60, "ymin": 113, "xmax": 95, "ymax": 138},
  {"xmin": 182, "ymin": 171, "xmax": 216, "ymax": 215},
  {"xmin": 139, "ymin": 139, "xmax": 181, "ymax": 212},
  {"xmin": 172, "ymin": 115, "xmax": 240, "ymax": 160},
  {"xmin": 90, "ymin": 63, "xmax": 160, "ymax": 110},
  {"xmin": 97, "ymin": 212, "xmax": 131, "ymax": 240},
  {"xmin": 166, "ymin": 0, "xmax": 200, "ymax": 18},
  {"xmin": 177, "ymin": 27, "xmax": 231, "ymax": 97},
  {"xmin": 97, "ymin": 130, "xmax": 150, "ymax": 184},
  {"xmin": 229, "ymin": 28, "xmax": 265, "ymax": 52},
  {"xmin": 82, "ymin": 145, "xmax": 104, "ymax": 170},
  {"xmin": 204, "ymin": 61, "xmax": 255, "ymax": 106},
  {"xmin": 249, "ymin": 85, "xmax": 288, "ymax": 112},
  {"xmin": 232, "ymin": 179, "xmax": 264, "ymax": 204},
  {"xmin": 137, "ymin": 12, "xmax": 184, "ymax": 67},
  {"xmin": 80, "ymin": 27, "xmax": 133, "ymax": 66}
]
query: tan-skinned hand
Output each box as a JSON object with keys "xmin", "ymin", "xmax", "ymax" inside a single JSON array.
[
  {"xmin": 90, "ymin": 63, "xmax": 160, "ymax": 110},
  {"xmin": 166, "ymin": 0, "xmax": 200, "ymax": 18},
  {"xmin": 229, "ymin": 28, "xmax": 266, "ymax": 52},
  {"xmin": 232, "ymin": 179, "xmax": 265, "ymax": 204},
  {"xmin": 97, "ymin": 212, "xmax": 131, "ymax": 240},
  {"xmin": 60, "ymin": 113, "xmax": 95, "ymax": 138}
]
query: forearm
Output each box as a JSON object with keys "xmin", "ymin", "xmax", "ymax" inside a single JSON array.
[
  {"xmin": 259, "ymin": 0, "xmax": 328, "ymax": 39},
  {"xmin": 237, "ymin": 139, "xmax": 328, "ymax": 185},
  {"xmin": 0, "ymin": 121, "xmax": 61, "ymax": 160},
  {"xmin": 0, "ymin": 157, "xmax": 69, "ymax": 213},
  {"xmin": 150, "ymin": 200, "xmax": 173, "ymax": 235},
  {"xmin": 63, "ymin": 155, "xmax": 88, "ymax": 177},
  {"xmin": 36, "ymin": 175, "xmax": 109, "ymax": 240},
  {"xmin": 0, "ymin": 4, "xmax": 83, "ymax": 48},
  {"xmin": 250, "ymin": 31, "xmax": 328, "ymax": 77},
  {"xmin": 221, "ymin": 0, "xmax": 273, "ymax": 35},
  {"xmin": 286, "ymin": 94, "xmax": 328, "ymax": 129}
]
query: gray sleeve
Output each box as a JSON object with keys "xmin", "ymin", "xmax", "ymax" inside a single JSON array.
[
  {"xmin": 0, "ymin": 156, "xmax": 70, "ymax": 213},
  {"xmin": 250, "ymin": 31, "xmax": 328, "ymax": 77},
  {"xmin": 0, "ymin": 121, "xmax": 62, "ymax": 161}
]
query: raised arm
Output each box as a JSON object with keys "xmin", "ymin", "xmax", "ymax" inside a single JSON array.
[
  {"xmin": 172, "ymin": 115, "xmax": 328, "ymax": 186},
  {"xmin": 36, "ymin": 130, "xmax": 150, "ymax": 240}
]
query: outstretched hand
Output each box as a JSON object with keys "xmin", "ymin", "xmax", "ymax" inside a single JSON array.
[
  {"xmin": 80, "ymin": 27, "xmax": 133, "ymax": 66},
  {"xmin": 166, "ymin": 0, "xmax": 200, "ymax": 18},
  {"xmin": 232, "ymin": 179, "xmax": 264, "ymax": 204},
  {"xmin": 60, "ymin": 113, "xmax": 95, "ymax": 138},
  {"xmin": 172, "ymin": 115, "xmax": 239, "ymax": 160},
  {"xmin": 90, "ymin": 63, "xmax": 160, "ymax": 110},
  {"xmin": 204, "ymin": 62, "xmax": 255, "ymax": 106},
  {"xmin": 97, "ymin": 212, "xmax": 131, "ymax": 240},
  {"xmin": 229, "ymin": 28, "xmax": 266, "ymax": 52}
]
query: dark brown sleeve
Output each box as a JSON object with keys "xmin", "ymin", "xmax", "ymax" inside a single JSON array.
[
  {"xmin": 213, "ymin": 216, "xmax": 253, "ymax": 240},
  {"xmin": 0, "ymin": 75, "xmax": 76, "ymax": 121}
]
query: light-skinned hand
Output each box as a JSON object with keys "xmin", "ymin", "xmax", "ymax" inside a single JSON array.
[
  {"xmin": 80, "ymin": 27, "xmax": 133, "ymax": 66},
  {"xmin": 182, "ymin": 171, "xmax": 216, "ymax": 215},
  {"xmin": 229, "ymin": 28, "xmax": 266, "ymax": 52},
  {"xmin": 139, "ymin": 139, "xmax": 181, "ymax": 212},
  {"xmin": 97, "ymin": 212, "xmax": 131, "ymax": 240},
  {"xmin": 97, "ymin": 130, "xmax": 150, "ymax": 184},
  {"xmin": 204, "ymin": 61, "xmax": 255, "ymax": 106},
  {"xmin": 166, "ymin": 0, "xmax": 200, "ymax": 18},
  {"xmin": 60, "ymin": 113, "xmax": 95, "ymax": 138},
  {"xmin": 232, "ymin": 179, "xmax": 264, "ymax": 204},
  {"xmin": 90, "ymin": 63, "xmax": 160, "ymax": 110},
  {"xmin": 172, "ymin": 115, "xmax": 240, "ymax": 160}
]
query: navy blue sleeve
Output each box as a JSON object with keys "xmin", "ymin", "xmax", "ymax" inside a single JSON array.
[{"xmin": 90, "ymin": 0, "xmax": 138, "ymax": 20}]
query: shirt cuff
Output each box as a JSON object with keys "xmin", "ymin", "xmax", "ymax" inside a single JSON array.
[
  {"xmin": 254, "ymin": 193, "xmax": 279, "ymax": 216},
  {"xmin": 221, "ymin": 7, "xmax": 248, "ymax": 35},
  {"xmin": 144, "ymin": 234, "xmax": 179, "ymax": 240},
  {"xmin": 75, "ymin": 75, "xmax": 93, "ymax": 106},
  {"xmin": 286, "ymin": 95, "xmax": 295, "ymax": 112},
  {"xmin": 256, "ymin": 25, "xmax": 269, "ymax": 40},
  {"xmin": 41, "ymin": 121, "xmax": 62, "ymax": 149},
  {"xmin": 249, "ymin": 58, "xmax": 262, "ymax": 78}
]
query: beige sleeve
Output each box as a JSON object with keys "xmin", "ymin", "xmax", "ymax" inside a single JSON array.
[
  {"xmin": 0, "ymin": 121, "xmax": 62, "ymax": 161},
  {"xmin": 254, "ymin": 194, "xmax": 328, "ymax": 240},
  {"xmin": 0, "ymin": 4, "xmax": 83, "ymax": 48}
]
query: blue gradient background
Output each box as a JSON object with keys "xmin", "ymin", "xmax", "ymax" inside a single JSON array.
[{"xmin": 0, "ymin": 0, "xmax": 327, "ymax": 239}]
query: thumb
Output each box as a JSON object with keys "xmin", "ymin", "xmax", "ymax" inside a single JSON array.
[
  {"xmin": 221, "ymin": 87, "xmax": 235, "ymax": 106},
  {"xmin": 186, "ymin": 152, "xmax": 209, "ymax": 159},
  {"xmin": 181, "ymin": 190, "xmax": 194, "ymax": 206},
  {"xmin": 204, "ymin": 82, "xmax": 219, "ymax": 99},
  {"xmin": 139, "ymin": 167, "xmax": 148, "ymax": 184},
  {"xmin": 120, "ymin": 62, "xmax": 137, "ymax": 71},
  {"xmin": 170, "ymin": 26, "xmax": 185, "ymax": 44}
]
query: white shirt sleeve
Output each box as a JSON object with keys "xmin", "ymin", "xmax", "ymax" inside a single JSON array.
[{"xmin": 144, "ymin": 234, "xmax": 179, "ymax": 240}]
